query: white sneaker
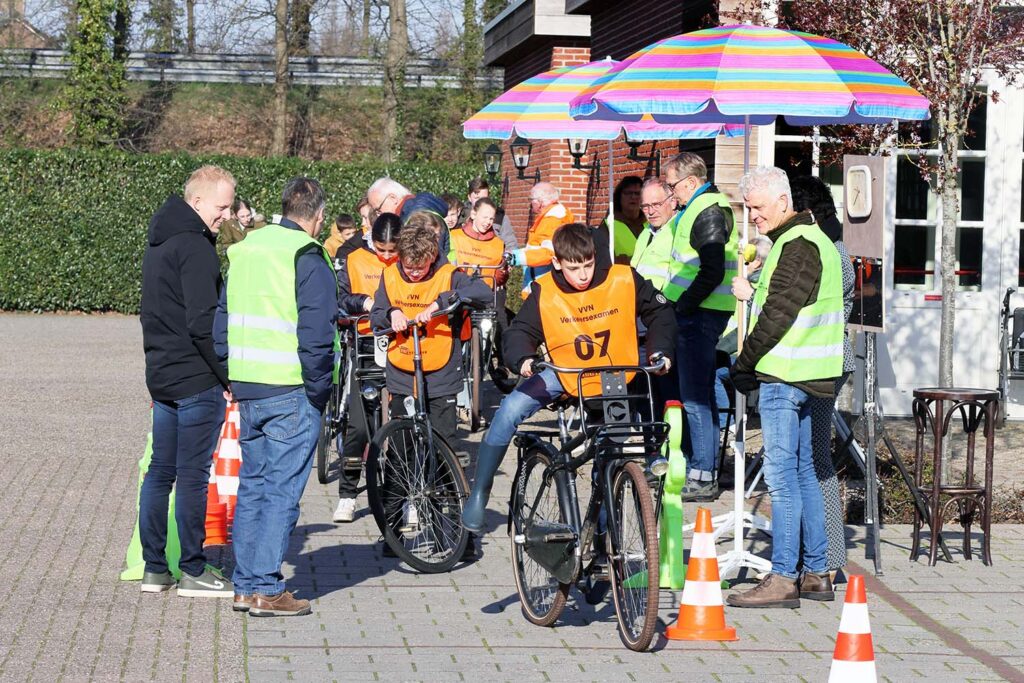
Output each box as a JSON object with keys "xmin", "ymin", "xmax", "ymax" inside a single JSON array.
[
  {"xmin": 333, "ymin": 498, "xmax": 356, "ymax": 523},
  {"xmin": 401, "ymin": 501, "xmax": 419, "ymax": 532}
]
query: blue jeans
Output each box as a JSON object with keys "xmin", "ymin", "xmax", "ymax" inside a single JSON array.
[
  {"xmin": 714, "ymin": 365, "xmax": 731, "ymax": 430},
  {"xmin": 141, "ymin": 384, "xmax": 226, "ymax": 576},
  {"xmin": 676, "ymin": 309, "xmax": 730, "ymax": 480},
  {"xmin": 484, "ymin": 368, "xmax": 563, "ymax": 450},
  {"xmin": 233, "ymin": 387, "xmax": 321, "ymax": 597},
  {"xmin": 758, "ymin": 382, "xmax": 828, "ymax": 578}
]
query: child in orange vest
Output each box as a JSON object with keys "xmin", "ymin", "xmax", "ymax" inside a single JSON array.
[
  {"xmin": 369, "ymin": 219, "xmax": 491, "ymax": 456},
  {"xmin": 332, "ymin": 212, "xmax": 402, "ymax": 524},
  {"xmin": 462, "ymin": 223, "xmax": 677, "ymax": 536}
]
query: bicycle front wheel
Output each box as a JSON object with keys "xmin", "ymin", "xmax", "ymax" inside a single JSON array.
[
  {"xmin": 510, "ymin": 449, "xmax": 570, "ymax": 626},
  {"xmin": 608, "ymin": 461, "xmax": 659, "ymax": 652},
  {"xmin": 366, "ymin": 418, "xmax": 469, "ymax": 573},
  {"xmin": 470, "ymin": 327, "xmax": 483, "ymax": 433}
]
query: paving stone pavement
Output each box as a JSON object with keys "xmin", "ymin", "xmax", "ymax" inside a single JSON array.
[{"xmin": 2, "ymin": 314, "xmax": 1023, "ymax": 682}]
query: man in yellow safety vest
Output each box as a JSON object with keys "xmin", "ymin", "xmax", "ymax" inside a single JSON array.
[
  {"xmin": 663, "ymin": 152, "xmax": 739, "ymax": 501},
  {"xmin": 726, "ymin": 166, "xmax": 843, "ymax": 609},
  {"xmin": 217, "ymin": 177, "xmax": 339, "ymax": 618}
]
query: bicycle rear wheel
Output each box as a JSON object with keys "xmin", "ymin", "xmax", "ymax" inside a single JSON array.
[
  {"xmin": 607, "ymin": 461, "xmax": 659, "ymax": 652},
  {"xmin": 510, "ymin": 449, "xmax": 570, "ymax": 626},
  {"xmin": 366, "ymin": 418, "xmax": 469, "ymax": 573},
  {"xmin": 316, "ymin": 387, "xmax": 339, "ymax": 484}
]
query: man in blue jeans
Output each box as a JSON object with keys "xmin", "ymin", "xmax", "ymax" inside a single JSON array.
[
  {"xmin": 216, "ymin": 177, "xmax": 339, "ymax": 617},
  {"xmin": 139, "ymin": 165, "xmax": 236, "ymax": 597},
  {"xmin": 663, "ymin": 153, "xmax": 739, "ymax": 501},
  {"xmin": 726, "ymin": 166, "xmax": 843, "ymax": 608}
]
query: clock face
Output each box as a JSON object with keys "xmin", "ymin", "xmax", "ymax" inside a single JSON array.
[{"xmin": 846, "ymin": 165, "xmax": 872, "ymax": 219}]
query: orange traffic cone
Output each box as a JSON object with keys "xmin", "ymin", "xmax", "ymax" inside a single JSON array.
[
  {"xmin": 215, "ymin": 403, "xmax": 241, "ymax": 529},
  {"xmin": 666, "ymin": 507, "xmax": 738, "ymax": 641},
  {"xmin": 828, "ymin": 575, "xmax": 876, "ymax": 682},
  {"xmin": 203, "ymin": 459, "xmax": 229, "ymax": 546}
]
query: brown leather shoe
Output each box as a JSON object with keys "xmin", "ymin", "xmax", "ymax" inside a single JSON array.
[
  {"xmin": 249, "ymin": 591, "xmax": 312, "ymax": 617},
  {"xmin": 726, "ymin": 573, "xmax": 800, "ymax": 609},
  {"xmin": 798, "ymin": 571, "xmax": 835, "ymax": 601},
  {"xmin": 232, "ymin": 594, "xmax": 252, "ymax": 612}
]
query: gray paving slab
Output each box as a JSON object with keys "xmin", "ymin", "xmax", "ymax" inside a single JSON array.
[{"xmin": 3, "ymin": 313, "xmax": 1024, "ymax": 682}]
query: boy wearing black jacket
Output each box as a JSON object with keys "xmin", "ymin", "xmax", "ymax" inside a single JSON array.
[
  {"xmin": 139, "ymin": 165, "xmax": 235, "ymax": 597},
  {"xmin": 462, "ymin": 223, "xmax": 677, "ymax": 534}
]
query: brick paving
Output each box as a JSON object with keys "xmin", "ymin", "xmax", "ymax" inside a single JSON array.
[{"xmin": 2, "ymin": 313, "xmax": 1022, "ymax": 682}]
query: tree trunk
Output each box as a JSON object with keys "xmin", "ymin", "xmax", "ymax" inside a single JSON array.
[
  {"xmin": 937, "ymin": 133, "xmax": 961, "ymax": 388},
  {"xmin": 270, "ymin": 0, "xmax": 289, "ymax": 156},
  {"xmin": 460, "ymin": 0, "xmax": 481, "ymax": 92},
  {"xmin": 185, "ymin": 0, "xmax": 195, "ymax": 53},
  {"xmin": 362, "ymin": 0, "xmax": 372, "ymax": 57},
  {"xmin": 381, "ymin": 0, "xmax": 407, "ymax": 163},
  {"xmin": 113, "ymin": 0, "xmax": 130, "ymax": 63}
]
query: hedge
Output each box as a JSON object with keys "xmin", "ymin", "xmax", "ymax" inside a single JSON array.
[{"xmin": 0, "ymin": 148, "xmax": 479, "ymax": 313}]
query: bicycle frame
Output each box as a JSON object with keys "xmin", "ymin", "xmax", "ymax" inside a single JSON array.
[{"xmin": 510, "ymin": 360, "xmax": 670, "ymax": 586}]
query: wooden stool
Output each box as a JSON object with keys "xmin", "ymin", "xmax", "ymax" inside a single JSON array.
[{"xmin": 911, "ymin": 388, "xmax": 998, "ymax": 566}]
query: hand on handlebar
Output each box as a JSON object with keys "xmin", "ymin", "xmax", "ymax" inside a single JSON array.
[
  {"xmin": 413, "ymin": 301, "xmax": 440, "ymax": 325},
  {"xmin": 520, "ymin": 358, "xmax": 535, "ymax": 378},
  {"xmin": 362, "ymin": 297, "xmax": 373, "ymax": 313},
  {"xmin": 390, "ymin": 309, "xmax": 410, "ymax": 333}
]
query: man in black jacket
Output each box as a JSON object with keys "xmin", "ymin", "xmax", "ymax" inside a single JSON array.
[
  {"xmin": 139, "ymin": 165, "xmax": 235, "ymax": 597},
  {"xmin": 664, "ymin": 153, "xmax": 739, "ymax": 502}
]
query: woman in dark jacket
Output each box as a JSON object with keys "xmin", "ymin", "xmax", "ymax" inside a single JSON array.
[{"xmin": 790, "ymin": 175, "xmax": 855, "ymax": 575}]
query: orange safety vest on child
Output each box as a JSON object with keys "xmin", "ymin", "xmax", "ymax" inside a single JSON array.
[
  {"xmin": 382, "ymin": 263, "xmax": 456, "ymax": 373},
  {"xmin": 451, "ymin": 227, "xmax": 505, "ymax": 288},
  {"xmin": 536, "ymin": 264, "xmax": 639, "ymax": 397},
  {"xmin": 347, "ymin": 247, "xmax": 388, "ymax": 334}
]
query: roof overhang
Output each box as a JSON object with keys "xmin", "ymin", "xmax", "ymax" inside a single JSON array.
[{"xmin": 484, "ymin": 0, "xmax": 590, "ymax": 66}]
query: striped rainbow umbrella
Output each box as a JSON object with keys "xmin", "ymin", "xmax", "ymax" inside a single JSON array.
[
  {"xmin": 568, "ymin": 24, "xmax": 930, "ymax": 126},
  {"xmin": 462, "ymin": 58, "xmax": 743, "ymax": 141}
]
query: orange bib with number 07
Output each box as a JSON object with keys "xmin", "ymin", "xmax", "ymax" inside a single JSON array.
[{"xmin": 537, "ymin": 264, "xmax": 638, "ymax": 397}]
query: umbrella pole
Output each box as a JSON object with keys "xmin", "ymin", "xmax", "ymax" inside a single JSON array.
[
  {"xmin": 608, "ymin": 139, "xmax": 615, "ymax": 263},
  {"xmin": 716, "ymin": 116, "xmax": 772, "ymax": 581}
]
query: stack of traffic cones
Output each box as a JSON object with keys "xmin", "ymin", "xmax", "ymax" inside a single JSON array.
[
  {"xmin": 203, "ymin": 456, "xmax": 229, "ymax": 546},
  {"xmin": 828, "ymin": 575, "xmax": 877, "ymax": 682},
  {"xmin": 666, "ymin": 507, "xmax": 737, "ymax": 641},
  {"xmin": 215, "ymin": 403, "xmax": 242, "ymax": 530}
]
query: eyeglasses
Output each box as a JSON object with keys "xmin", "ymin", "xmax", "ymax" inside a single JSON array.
[
  {"xmin": 373, "ymin": 192, "xmax": 395, "ymax": 213},
  {"xmin": 666, "ymin": 175, "xmax": 693, "ymax": 192},
  {"xmin": 640, "ymin": 196, "xmax": 672, "ymax": 212},
  {"xmin": 528, "ymin": 196, "xmax": 542, "ymax": 203}
]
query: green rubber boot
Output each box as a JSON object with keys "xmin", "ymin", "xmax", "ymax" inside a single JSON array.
[{"xmin": 462, "ymin": 441, "xmax": 505, "ymax": 534}]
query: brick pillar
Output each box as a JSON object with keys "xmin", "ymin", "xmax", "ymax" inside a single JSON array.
[{"xmin": 499, "ymin": 45, "xmax": 591, "ymax": 243}]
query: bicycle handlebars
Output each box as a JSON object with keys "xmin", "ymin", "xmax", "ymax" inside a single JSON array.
[
  {"xmin": 534, "ymin": 352, "xmax": 669, "ymax": 376},
  {"xmin": 373, "ymin": 295, "xmax": 466, "ymax": 337}
]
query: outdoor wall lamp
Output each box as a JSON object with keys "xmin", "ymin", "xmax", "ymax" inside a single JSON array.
[
  {"xmin": 510, "ymin": 136, "xmax": 541, "ymax": 182},
  {"xmin": 567, "ymin": 138, "xmax": 600, "ymax": 173},
  {"xmin": 483, "ymin": 143, "xmax": 503, "ymax": 181},
  {"xmin": 626, "ymin": 137, "xmax": 661, "ymax": 176}
]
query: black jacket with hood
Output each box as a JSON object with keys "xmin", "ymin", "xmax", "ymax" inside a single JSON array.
[{"xmin": 141, "ymin": 195, "xmax": 229, "ymax": 401}]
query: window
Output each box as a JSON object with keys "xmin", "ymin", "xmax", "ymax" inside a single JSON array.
[
  {"xmin": 892, "ymin": 91, "xmax": 988, "ymax": 292},
  {"xmin": 772, "ymin": 124, "xmax": 843, "ymax": 213}
]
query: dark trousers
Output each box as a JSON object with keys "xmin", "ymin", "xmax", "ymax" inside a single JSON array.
[
  {"xmin": 141, "ymin": 383, "xmax": 226, "ymax": 576},
  {"xmin": 338, "ymin": 367, "xmax": 370, "ymax": 499},
  {"xmin": 389, "ymin": 393, "xmax": 458, "ymax": 447}
]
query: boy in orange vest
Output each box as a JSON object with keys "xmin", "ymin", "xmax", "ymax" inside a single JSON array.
[
  {"xmin": 462, "ymin": 222, "xmax": 677, "ymax": 535},
  {"xmin": 369, "ymin": 219, "xmax": 491, "ymax": 453}
]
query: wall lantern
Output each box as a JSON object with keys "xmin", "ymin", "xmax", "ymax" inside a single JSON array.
[
  {"xmin": 626, "ymin": 136, "xmax": 661, "ymax": 176},
  {"xmin": 567, "ymin": 137, "xmax": 600, "ymax": 173},
  {"xmin": 510, "ymin": 136, "xmax": 541, "ymax": 182},
  {"xmin": 483, "ymin": 143, "xmax": 503, "ymax": 181}
]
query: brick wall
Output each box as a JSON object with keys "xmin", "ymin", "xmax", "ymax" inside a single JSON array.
[
  {"xmin": 502, "ymin": 38, "xmax": 590, "ymax": 90},
  {"xmin": 587, "ymin": 0, "xmax": 715, "ymax": 61}
]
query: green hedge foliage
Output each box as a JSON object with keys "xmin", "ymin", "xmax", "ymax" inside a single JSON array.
[{"xmin": 0, "ymin": 148, "xmax": 479, "ymax": 313}]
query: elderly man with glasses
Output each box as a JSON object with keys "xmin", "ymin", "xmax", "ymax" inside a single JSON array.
[
  {"xmin": 662, "ymin": 152, "xmax": 740, "ymax": 502},
  {"xmin": 507, "ymin": 182, "xmax": 574, "ymax": 298}
]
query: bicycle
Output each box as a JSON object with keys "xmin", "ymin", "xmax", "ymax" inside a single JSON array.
[
  {"xmin": 507, "ymin": 354, "xmax": 669, "ymax": 651},
  {"xmin": 452, "ymin": 261, "xmax": 517, "ymax": 433},
  {"xmin": 316, "ymin": 314, "xmax": 390, "ymax": 484},
  {"xmin": 365, "ymin": 296, "xmax": 471, "ymax": 572},
  {"xmin": 998, "ymin": 287, "xmax": 1024, "ymax": 428}
]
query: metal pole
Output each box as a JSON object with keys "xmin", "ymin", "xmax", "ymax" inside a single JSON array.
[
  {"xmin": 865, "ymin": 331, "xmax": 883, "ymax": 575},
  {"xmin": 608, "ymin": 138, "xmax": 615, "ymax": 263}
]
